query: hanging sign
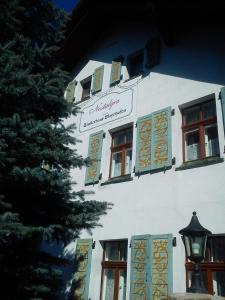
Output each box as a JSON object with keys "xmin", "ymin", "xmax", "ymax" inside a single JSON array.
[{"xmin": 79, "ymin": 89, "xmax": 133, "ymax": 132}]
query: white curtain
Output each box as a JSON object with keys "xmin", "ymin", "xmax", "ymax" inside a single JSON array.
[
  {"xmin": 125, "ymin": 149, "xmax": 132, "ymax": 174},
  {"xmin": 102, "ymin": 270, "xmax": 114, "ymax": 300},
  {"xmin": 186, "ymin": 131, "xmax": 199, "ymax": 161},
  {"xmin": 118, "ymin": 270, "xmax": 126, "ymax": 300},
  {"xmin": 205, "ymin": 125, "xmax": 219, "ymax": 157},
  {"xmin": 111, "ymin": 152, "xmax": 122, "ymax": 177}
]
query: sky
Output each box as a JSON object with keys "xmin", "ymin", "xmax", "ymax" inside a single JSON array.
[{"xmin": 52, "ymin": 0, "xmax": 78, "ymax": 11}]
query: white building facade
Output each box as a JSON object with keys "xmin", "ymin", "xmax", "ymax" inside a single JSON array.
[{"xmin": 63, "ymin": 2, "xmax": 225, "ymax": 299}]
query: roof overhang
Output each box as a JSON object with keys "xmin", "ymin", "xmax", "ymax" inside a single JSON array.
[{"xmin": 60, "ymin": 0, "xmax": 225, "ymax": 71}]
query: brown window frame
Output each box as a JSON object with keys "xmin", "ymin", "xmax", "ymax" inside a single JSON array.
[
  {"xmin": 182, "ymin": 100, "xmax": 219, "ymax": 162},
  {"xmin": 185, "ymin": 234, "xmax": 225, "ymax": 296},
  {"xmin": 109, "ymin": 127, "xmax": 133, "ymax": 179},
  {"xmin": 100, "ymin": 240, "xmax": 127, "ymax": 300}
]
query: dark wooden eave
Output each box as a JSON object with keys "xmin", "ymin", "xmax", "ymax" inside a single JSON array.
[{"xmin": 60, "ymin": 0, "xmax": 225, "ymax": 71}]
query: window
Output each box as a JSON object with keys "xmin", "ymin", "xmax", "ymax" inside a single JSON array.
[
  {"xmin": 182, "ymin": 100, "xmax": 219, "ymax": 162},
  {"xmin": 110, "ymin": 127, "xmax": 133, "ymax": 178},
  {"xmin": 81, "ymin": 76, "xmax": 92, "ymax": 101},
  {"xmin": 186, "ymin": 235, "xmax": 225, "ymax": 296},
  {"xmin": 128, "ymin": 50, "xmax": 144, "ymax": 78},
  {"xmin": 100, "ymin": 240, "xmax": 127, "ymax": 300}
]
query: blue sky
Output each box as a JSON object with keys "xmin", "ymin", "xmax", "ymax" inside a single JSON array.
[{"xmin": 52, "ymin": 0, "xmax": 78, "ymax": 11}]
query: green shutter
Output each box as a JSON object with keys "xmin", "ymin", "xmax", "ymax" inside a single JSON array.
[
  {"xmin": 74, "ymin": 239, "xmax": 93, "ymax": 300},
  {"xmin": 85, "ymin": 130, "xmax": 104, "ymax": 185},
  {"xmin": 151, "ymin": 107, "xmax": 172, "ymax": 171},
  {"xmin": 220, "ymin": 87, "xmax": 225, "ymax": 135},
  {"xmin": 135, "ymin": 114, "xmax": 152, "ymax": 174},
  {"xmin": 130, "ymin": 235, "xmax": 151, "ymax": 300},
  {"xmin": 149, "ymin": 234, "xmax": 173, "ymax": 300},
  {"xmin": 66, "ymin": 80, "xmax": 76, "ymax": 103},
  {"xmin": 110, "ymin": 60, "xmax": 122, "ymax": 85},
  {"xmin": 130, "ymin": 234, "xmax": 173, "ymax": 300},
  {"xmin": 135, "ymin": 107, "xmax": 172, "ymax": 174},
  {"xmin": 145, "ymin": 37, "xmax": 160, "ymax": 68},
  {"xmin": 92, "ymin": 65, "xmax": 104, "ymax": 93}
]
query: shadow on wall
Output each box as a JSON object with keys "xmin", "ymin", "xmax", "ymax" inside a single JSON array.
[{"xmin": 40, "ymin": 241, "xmax": 81, "ymax": 300}]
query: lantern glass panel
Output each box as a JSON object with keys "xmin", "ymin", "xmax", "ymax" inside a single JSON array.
[
  {"xmin": 189, "ymin": 236, "xmax": 207, "ymax": 261},
  {"xmin": 184, "ymin": 236, "xmax": 191, "ymax": 257}
]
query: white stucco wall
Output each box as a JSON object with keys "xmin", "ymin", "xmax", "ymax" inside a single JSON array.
[{"xmin": 65, "ymin": 23, "xmax": 225, "ymax": 299}]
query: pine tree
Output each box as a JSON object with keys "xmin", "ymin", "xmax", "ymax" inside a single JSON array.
[{"xmin": 0, "ymin": 1, "xmax": 109, "ymax": 299}]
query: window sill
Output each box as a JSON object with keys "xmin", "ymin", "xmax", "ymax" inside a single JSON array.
[
  {"xmin": 123, "ymin": 73, "xmax": 143, "ymax": 83},
  {"xmin": 101, "ymin": 175, "xmax": 133, "ymax": 186},
  {"xmin": 110, "ymin": 79, "xmax": 120, "ymax": 87},
  {"xmin": 175, "ymin": 156, "xmax": 224, "ymax": 171},
  {"xmin": 91, "ymin": 90, "xmax": 101, "ymax": 95},
  {"xmin": 75, "ymin": 96, "xmax": 90, "ymax": 105}
]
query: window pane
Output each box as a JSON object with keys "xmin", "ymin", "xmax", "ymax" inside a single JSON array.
[
  {"xmin": 204, "ymin": 125, "xmax": 219, "ymax": 157},
  {"xmin": 105, "ymin": 242, "xmax": 127, "ymax": 261},
  {"xmin": 119, "ymin": 242, "xmax": 127, "ymax": 262},
  {"xmin": 118, "ymin": 269, "xmax": 127, "ymax": 300},
  {"xmin": 111, "ymin": 152, "xmax": 122, "ymax": 177},
  {"xmin": 81, "ymin": 79, "xmax": 91, "ymax": 100},
  {"xmin": 102, "ymin": 269, "xmax": 115, "ymax": 300},
  {"xmin": 213, "ymin": 271, "xmax": 225, "ymax": 296},
  {"xmin": 183, "ymin": 106, "xmax": 200, "ymax": 125},
  {"xmin": 207, "ymin": 237, "xmax": 225, "ymax": 262},
  {"xmin": 129, "ymin": 52, "xmax": 144, "ymax": 77},
  {"xmin": 185, "ymin": 130, "xmax": 200, "ymax": 161},
  {"xmin": 113, "ymin": 132, "xmax": 125, "ymax": 146},
  {"xmin": 202, "ymin": 101, "xmax": 216, "ymax": 119},
  {"xmin": 125, "ymin": 128, "xmax": 133, "ymax": 144},
  {"xmin": 125, "ymin": 148, "xmax": 132, "ymax": 175},
  {"xmin": 105, "ymin": 242, "xmax": 120, "ymax": 261}
]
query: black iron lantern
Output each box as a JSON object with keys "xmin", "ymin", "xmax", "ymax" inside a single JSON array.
[{"xmin": 179, "ymin": 212, "xmax": 212, "ymax": 293}]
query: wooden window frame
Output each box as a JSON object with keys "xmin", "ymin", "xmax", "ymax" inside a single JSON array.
[
  {"xmin": 185, "ymin": 235, "xmax": 225, "ymax": 295},
  {"xmin": 186, "ymin": 262, "xmax": 225, "ymax": 295},
  {"xmin": 182, "ymin": 100, "xmax": 218, "ymax": 162},
  {"xmin": 109, "ymin": 127, "xmax": 133, "ymax": 179},
  {"xmin": 100, "ymin": 241, "xmax": 127, "ymax": 300}
]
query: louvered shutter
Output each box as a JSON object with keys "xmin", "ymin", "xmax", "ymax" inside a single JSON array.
[
  {"xmin": 135, "ymin": 114, "xmax": 152, "ymax": 174},
  {"xmin": 85, "ymin": 131, "xmax": 104, "ymax": 185},
  {"xmin": 145, "ymin": 37, "xmax": 160, "ymax": 68},
  {"xmin": 74, "ymin": 239, "xmax": 93, "ymax": 300},
  {"xmin": 149, "ymin": 234, "xmax": 173, "ymax": 300},
  {"xmin": 110, "ymin": 60, "xmax": 122, "ymax": 85},
  {"xmin": 66, "ymin": 80, "xmax": 76, "ymax": 104},
  {"xmin": 220, "ymin": 87, "xmax": 225, "ymax": 135},
  {"xmin": 130, "ymin": 235, "xmax": 151, "ymax": 300},
  {"xmin": 151, "ymin": 107, "xmax": 172, "ymax": 171},
  {"xmin": 92, "ymin": 65, "xmax": 104, "ymax": 93}
]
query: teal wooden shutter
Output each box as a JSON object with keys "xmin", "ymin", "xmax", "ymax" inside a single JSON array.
[
  {"xmin": 145, "ymin": 37, "xmax": 160, "ymax": 68},
  {"xmin": 92, "ymin": 65, "xmax": 104, "ymax": 93},
  {"xmin": 149, "ymin": 234, "xmax": 173, "ymax": 300},
  {"xmin": 110, "ymin": 60, "xmax": 122, "ymax": 85},
  {"xmin": 220, "ymin": 87, "xmax": 225, "ymax": 135},
  {"xmin": 66, "ymin": 80, "xmax": 76, "ymax": 104},
  {"xmin": 151, "ymin": 107, "xmax": 172, "ymax": 171},
  {"xmin": 135, "ymin": 114, "xmax": 153, "ymax": 173},
  {"xmin": 74, "ymin": 239, "xmax": 93, "ymax": 300},
  {"xmin": 85, "ymin": 130, "xmax": 104, "ymax": 185},
  {"xmin": 130, "ymin": 235, "xmax": 151, "ymax": 300},
  {"xmin": 130, "ymin": 234, "xmax": 173, "ymax": 300}
]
